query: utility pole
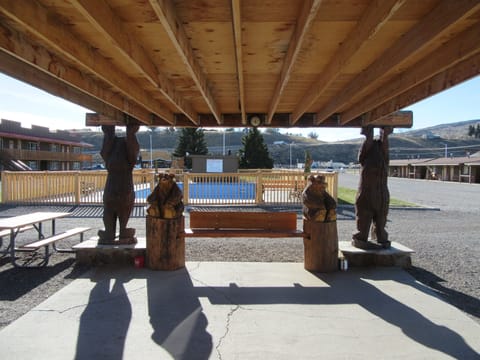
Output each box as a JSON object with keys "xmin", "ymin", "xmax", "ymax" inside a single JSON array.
[
  {"xmin": 149, "ymin": 130, "xmax": 153, "ymax": 168},
  {"xmin": 223, "ymin": 129, "xmax": 226, "ymax": 155},
  {"xmin": 289, "ymin": 142, "xmax": 294, "ymax": 168}
]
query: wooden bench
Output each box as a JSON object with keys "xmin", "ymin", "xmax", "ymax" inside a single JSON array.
[
  {"xmin": 185, "ymin": 211, "xmax": 303, "ymax": 238},
  {"xmin": 16, "ymin": 226, "xmax": 91, "ymax": 267}
]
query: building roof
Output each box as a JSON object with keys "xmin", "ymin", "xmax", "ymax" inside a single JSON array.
[
  {"xmin": 390, "ymin": 156, "xmax": 480, "ymax": 167},
  {"xmin": 389, "ymin": 158, "xmax": 433, "ymax": 166},
  {"xmin": 0, "ymin": 119, "xmax": 93, "ymax": 148},
  {"xmin": 1, "ymin": 1, "xmax": 479, "ymax": 130},
  {"xmin": 412, "ymin": 156, "xmax": 480, "ymax": 167}
]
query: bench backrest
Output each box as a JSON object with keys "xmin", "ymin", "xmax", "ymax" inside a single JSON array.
[{"xmin": 189, "ymin": 211, "xmax": 297, "ymax": 231}]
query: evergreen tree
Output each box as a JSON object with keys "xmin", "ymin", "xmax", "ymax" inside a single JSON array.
[
  {"xmin": 173, "ymin": 128, "xmax": 208, "ymax": 168},
  {"xmin": 476, "ymin": 124, "xmax": 480, "ymax": 139},
  {"xmin": 239, "ymin": 127, "xmax": 274, "ymax": 169},
  {"xmin": 304, "ymin": 150, "xmax": 313, "ymax": 175},
  {"xmin": 468, "ymin": 125, "xmax": 475, "ymax": 137}
]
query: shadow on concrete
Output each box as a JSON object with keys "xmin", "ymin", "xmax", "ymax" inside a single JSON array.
[
  {"xmin": 75, "ymin": 274, "xmax": 132, "ymax": 360},
  {"xmin": 407, "ymin": 265, "xmax": 480, "ymax": 321},
  {"xmin": 147, "ymin": 268, "xmax": 213, "ymax": 360},
  {"xmin": 195, "ymin": 270, "xmax": 478, "ymax": 359},
  {"xmin": 0, "ymin": 258, "xmax": 75, "ymax": 300},
  {"xmin": 74, "ymin": 267, "xmax": 213, "ymax": 359}
]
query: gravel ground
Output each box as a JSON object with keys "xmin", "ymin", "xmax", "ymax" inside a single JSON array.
[{"xmin": 0, "ymin": 199, "xmax": 479, "ymax": 330}]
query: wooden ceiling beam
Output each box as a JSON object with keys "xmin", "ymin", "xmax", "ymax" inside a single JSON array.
[
  {"xmin": 266, "ymin": 0, "xmax": 323, "ymax": 125},
  {"xmin": 0, "ymin": 51, "xmax": 132, "ymax": 125},
  {"xmin": 291, "ymin": 0, "xmax": 406, "ymax": 125},
  {"xmin": 230, "ymin": 0, "xmax": 246, "ymax": 125},
  {"xmin": 341, "ymin": 22, "xmax": 480, "ymax": 124},
  {"xmin": 364, "ymin": 111, "xmax": 413, "ymax": 128},
  {"xmin": 0, "ymin": 0, "xmax": 174, "ymax": 125},
  {"xmin": 0, "ymin": 23, "xmax": 164, "ymax": 126},
  {"xmin": 85, "ymin": 113, "xmax": 153, "ymax": 126},
  {"xmin": 149, "ymin": 0, "xmax": 222, "ymax": 125},
  {"xmin": 70, "ymin": 0, "xmax": 198, "ymax": 125},
  {"xmin": 316, "ymin": 0, "xmax": 480, "ymax": 126},
  {"xmin": 363, "ymin": 52, "xmax": 480, "ymax": 125}
]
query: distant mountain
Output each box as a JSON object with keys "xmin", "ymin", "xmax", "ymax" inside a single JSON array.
[{"xmin": 399, "ymin": 119, "xmax": 480, "ymax": 139}]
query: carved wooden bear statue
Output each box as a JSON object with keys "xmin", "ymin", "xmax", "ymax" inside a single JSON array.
[
  {"xmin": 352, "ymin": 126, "xmax": 392, "ymax": 249},
  {"xmin": 98, "ymin": 124, "xmax": 139, "ymax": 245},
  {"xmin": 147, "ymin": 173, "xmax": 184, "ymax": 219},
  {"xmin": 302, "ymin": 174, "xmax": 337, "ymax": 222}
]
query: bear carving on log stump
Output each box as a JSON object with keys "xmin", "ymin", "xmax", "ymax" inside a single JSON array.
[
  {"xmin": 302, "ymin": 174, "xmax": 337, "ymax": 223},
  {"xmin": 146, "ymin": 173, "xmax": 185, "ymax": 270},
  {"xmin": 146, "ymin": 173, "xmax": 184, "ymax": 219},
  {"xmin": 302, "ymin": 174, "xmax": 338, "ymax": 272}
]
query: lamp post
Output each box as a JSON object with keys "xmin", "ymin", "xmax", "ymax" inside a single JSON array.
[
  {"xmin": 223, "ymin": 129, "xmax": 226, "ymax": 155},
  {"xmin": 289, "ymin": 142, "xmax": 294, "ymax": 168},
  {"xmin": 149, "ymin": 131, "xmax": 153, "ymax": 168}
]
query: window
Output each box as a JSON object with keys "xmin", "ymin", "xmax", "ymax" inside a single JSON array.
[
  {"xmin": 27, "ymin": 161, "xmax": 38, "ymax": 170},
  {"xmin": 28, "ymin": 142, "xmax": 38, "ymax": 151}
]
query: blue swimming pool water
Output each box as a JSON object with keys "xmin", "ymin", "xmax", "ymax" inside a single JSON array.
[{"xmin": 136, "ymin": 182, "xmax": 256, "ymax": 200}]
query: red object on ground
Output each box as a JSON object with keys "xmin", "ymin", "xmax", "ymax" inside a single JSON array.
[{"xmin": 134, "ymin": 255, "xmax": 144, "ymax": 268}]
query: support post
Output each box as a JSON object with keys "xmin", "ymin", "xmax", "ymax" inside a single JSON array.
[
  {"xmin": 303, "ymin": 219, "xmax": 338, "ymax": 272},
  {"xmin": 146, "ymin": 216, "xmax": 185, "ymax": 270}
]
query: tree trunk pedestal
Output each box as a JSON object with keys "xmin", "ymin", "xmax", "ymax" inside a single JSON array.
[
  {"xmin": 146, "ymin": 216, "xmax": 185, "ymax": 270},
  {"xmin": 303, "ymin": 219, "xmax": 338, "ymax": 272}
]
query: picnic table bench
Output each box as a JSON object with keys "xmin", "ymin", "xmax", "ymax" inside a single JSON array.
[{"xmin": 0, "ymin": 212, "xmax": 91, "ymax": 267}]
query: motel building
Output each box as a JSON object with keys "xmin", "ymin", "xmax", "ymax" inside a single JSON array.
[{"xmin": 0, "ymin": 119, "xmax": 93, "ymax": 172}]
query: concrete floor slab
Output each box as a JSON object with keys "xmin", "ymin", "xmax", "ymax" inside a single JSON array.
[{"xmin": 0, "ymin": 262, "xmax": 479, "ymax": 359}]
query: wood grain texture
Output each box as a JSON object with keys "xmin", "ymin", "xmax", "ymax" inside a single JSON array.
[{"xmin": 146, "ymin": 216, "xmax": 185, "ymax": 270}]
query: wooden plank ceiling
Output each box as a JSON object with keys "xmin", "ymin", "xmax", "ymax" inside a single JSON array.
[{"xmin": 1, "ymin": 0, "xmax": 480, "ymax": 129}]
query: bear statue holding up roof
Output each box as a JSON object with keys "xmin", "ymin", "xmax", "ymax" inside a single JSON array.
[
  {"xmin": 352, "ymin": 126, "xmax": 392, "ymax": 249},
  {"xmin": 98, "ymin": 124, "xmax": 139, "ymax": 245}
]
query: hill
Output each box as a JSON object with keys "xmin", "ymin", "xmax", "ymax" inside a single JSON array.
[
  {"xmin": 400, "ymin": 118, "xmax": 480, "ymax": 139},
  {"xmin": 77, "ymin": 119, "xmax": 480, "ymax": 166}
]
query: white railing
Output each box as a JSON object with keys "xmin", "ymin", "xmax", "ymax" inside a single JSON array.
[{"xmin": 1, "ymin": 170, "xmax": 337, "ymax": 206}]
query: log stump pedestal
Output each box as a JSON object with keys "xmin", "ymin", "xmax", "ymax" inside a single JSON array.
[
  {"xmin": 303, "ymin": 219, "xmax": 338, "ymax": 272},
  {"xmin": 146, "ymin": 216, "xmax": 185, "ymax": 270}
]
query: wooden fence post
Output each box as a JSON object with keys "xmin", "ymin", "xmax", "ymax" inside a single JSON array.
[{"xmin": 255, "ymin": 171, "xmax": 263, "ymax": 204}]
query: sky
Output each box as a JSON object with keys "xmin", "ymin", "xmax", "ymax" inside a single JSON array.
[{"xmin": 0, "ymin": 72, "xmax": 479, "ymax": 142}]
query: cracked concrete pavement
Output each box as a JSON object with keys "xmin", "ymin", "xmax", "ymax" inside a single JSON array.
[{"xmin": 1, "ymin": 262, "xmax": 479, "ymax": 359}]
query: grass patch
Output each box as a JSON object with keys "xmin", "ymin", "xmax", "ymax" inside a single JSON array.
[{"xmin": 337, "ymin": 186, "xmax": 420, "ymax": 207}]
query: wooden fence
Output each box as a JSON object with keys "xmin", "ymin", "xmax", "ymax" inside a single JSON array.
[{"xmin": 1, "ymin": 170, "xmax": 337, "ymax": 206}]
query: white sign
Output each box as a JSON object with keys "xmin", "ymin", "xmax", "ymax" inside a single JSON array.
[{"xmin": 206, "ymin": 159, "xmax": 223, "ymax": 173}]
